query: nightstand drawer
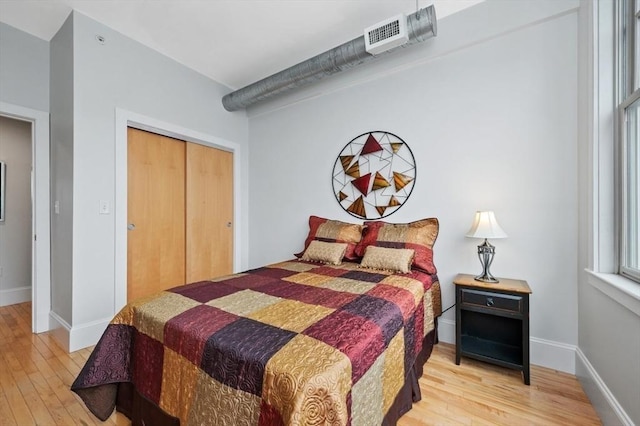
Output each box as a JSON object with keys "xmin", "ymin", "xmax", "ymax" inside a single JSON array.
[{"xmin": 460, "ymin": 289, "xmax": 523, "ymax": 313}]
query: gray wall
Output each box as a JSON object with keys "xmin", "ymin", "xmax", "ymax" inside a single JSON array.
[
  {"xmin": 248, "ymin": 0, "xmax": 579, "ymax": 361},
  {"xmin": 50, "ymin": 14, "xmax": 74, "ymax": 325},
  {"xmin": 578, "ymin": 280, "xmax": 640, "ymax": 424},
  {"xmin": 0, "ymin": 116, "xmax": 32, "ymax": 304},
  {"xmin": 64, "ymin": 11, "xmax": 249, "ymax": 330},
  {"xmin": 0, "ymin": 22, "xmax": 49, "ymax": 111}
]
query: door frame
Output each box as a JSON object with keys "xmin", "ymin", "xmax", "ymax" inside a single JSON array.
[
  {"xmin": 0, "ymin": 101, "xmax": 51, "ymax": 333},
  {"xmin": 114, "ymin": 109, "xmax": 242, "ymax": 314}
]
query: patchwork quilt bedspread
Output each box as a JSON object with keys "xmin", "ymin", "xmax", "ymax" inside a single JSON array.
[{"xmin": 72, "ymin": 260, "xmax": 441, "ymax": 425}]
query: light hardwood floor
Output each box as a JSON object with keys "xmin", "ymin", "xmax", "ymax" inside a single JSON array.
[{"xmin": 0, "ymin": 302, "xmax": 601, "ymax": 425}]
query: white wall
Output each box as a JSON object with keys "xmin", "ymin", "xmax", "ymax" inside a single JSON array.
[
  {"xmin": 50, "ymin": 14, "xmax": 74, "ymax": 326},
  {"xmin": 248, "ymin": 0, "xmax": 579, "ymax": 371},
  {"xmin": 48, "ymin": 11, "xmax": 249, "ymax": 350},
  {"xmin": 577, "ymin": 277, "xmax": 640, "ymax": 425},
  {"xmin": 0, "ymin": 116, "xmax": 32, "ymax": 306},
  {"xmin": 0, "ymin": 22, "xmax": 49, "ymax": 112}
]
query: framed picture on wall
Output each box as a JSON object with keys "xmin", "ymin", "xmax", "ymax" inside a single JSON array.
[{"xmin": 0, "ymin": 161, "xmax": 5, "ymax": 221}]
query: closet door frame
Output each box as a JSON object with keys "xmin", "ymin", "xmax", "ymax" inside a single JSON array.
[{"xmin": 114, "ymin": 109, "xmax": 242, "ymax": 314}]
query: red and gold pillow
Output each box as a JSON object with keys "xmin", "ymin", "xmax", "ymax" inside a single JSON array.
[
  {"xmin": 355, "ymin": 218, "xmax": 439, "ymax": 273},
  {"xmin": 301, "ymin": 241, "xmax": 348, "ymax": 265},
  {"xmin": 296, "ymin": 216, "xmax": 363, "ymax": 261},
  {"xmin": 360, "ymin": 246, "xmax": 415, "ymax": 273}
]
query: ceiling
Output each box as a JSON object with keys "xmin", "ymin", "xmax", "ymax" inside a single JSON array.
[{"xmin": 0, "ymin": 0, "xmax": 483, "ymax": 90}]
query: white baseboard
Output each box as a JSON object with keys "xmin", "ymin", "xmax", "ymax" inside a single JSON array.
[
  {"xmin": 576, "ymin": 347, "xmax": 634, "ymax": 426},
  {"xmin": 0, "ymin": 286, "xmax": 31, "ymax": 307},
  {"xmin": 437, "ymin": 318, "xmax": 576, "ymax": 374},
  {"xmin": 437, "ymin": 318, "xmax": 456, "ymax": 344},
  {"xmin": 530, "ymin": 336, "xmax": 576, "ymax": 373},
  {"xmin": 68, "ymin": 317, "xmax": 111, "ymax": 352},
  {"xmin": 49, "ymin": 311, "xmax": 71, "ymax": 352},
  {"xmin": 49, "ymin": 311, "xmax": 111, "ymax": 353}
]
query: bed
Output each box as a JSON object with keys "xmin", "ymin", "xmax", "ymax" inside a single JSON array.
[{"xmin": 72, "ymin": 217, "xmax": 442, "ymax": 425}]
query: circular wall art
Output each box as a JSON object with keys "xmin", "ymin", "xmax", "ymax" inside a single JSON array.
[{"xmin": 332, "ymin": 131, "xmax": 416, "ymax": 220}]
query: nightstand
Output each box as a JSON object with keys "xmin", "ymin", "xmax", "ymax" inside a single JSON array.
[{"xmin": 454, "ymin": 273, "xmax": 532, "ymax": 385}]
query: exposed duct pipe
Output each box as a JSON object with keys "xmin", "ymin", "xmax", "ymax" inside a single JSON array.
[{"xmin": 222, "ymin": 6, "xmax": 437, "ymax": 111}]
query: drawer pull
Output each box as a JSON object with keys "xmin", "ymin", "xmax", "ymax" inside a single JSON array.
[{"xmin": 486, "ymin": 297, "xmax": 494, "ymax": 307}]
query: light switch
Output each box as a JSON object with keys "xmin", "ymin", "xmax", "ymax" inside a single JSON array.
[
  {"xmin": 99, "ymin": 200, "xmax": 110, "ymax": 215},
  {"xmin": 54, "ymin": 200, "xmax": 60, "ymax": 215}
]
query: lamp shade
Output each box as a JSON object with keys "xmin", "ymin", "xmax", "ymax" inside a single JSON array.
[{"xmin": 465, "ymin": 211, "xmax": 507, "ymax": 239}]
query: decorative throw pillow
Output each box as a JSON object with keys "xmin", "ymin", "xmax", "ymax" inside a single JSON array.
[
  {"xmin": 360, "ymin": 246, "xmax": 415, "ymax": 273},
  {"xmin": 295, "ymin": 216, "xmax": 363, "ymax": 261},
  {"xmin": 301, "ymin": 241, "xmax": 348, "ymax": 265},
  {"xmin": 356, "ymin": 218, "xmax": 439, "ymax": 274}
]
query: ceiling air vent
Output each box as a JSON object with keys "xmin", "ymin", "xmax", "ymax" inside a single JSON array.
[{"xmin": 364, "ymin": 14, "xmax": 409, "ymax": 55}]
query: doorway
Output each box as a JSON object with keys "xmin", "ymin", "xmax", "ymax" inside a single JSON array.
[
  {"xmin": 0, "ymin": 116, "xmax": 33, "ymax": 308},
  {"xmin": 0, "ymin": 102, "xmax": 51, "ymax": 333}
]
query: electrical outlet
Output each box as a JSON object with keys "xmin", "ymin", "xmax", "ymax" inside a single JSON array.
[{"xmin": 99, "ymin": 200, "xmax": 110, "ymax": 215}]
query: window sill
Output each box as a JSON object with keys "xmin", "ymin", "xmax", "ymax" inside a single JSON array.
[{"xmin": 585, "ymin": 270, "xmax": 640, "ymax": 317}]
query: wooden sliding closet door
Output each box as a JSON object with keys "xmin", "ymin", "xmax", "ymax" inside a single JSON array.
[
  {"xmin": 186, "ymin": 143, "xmax": 233, "ymax": 282},
  {"xmin": 127, "ymin": 128, "xmax": 186, "ymax": 301}
]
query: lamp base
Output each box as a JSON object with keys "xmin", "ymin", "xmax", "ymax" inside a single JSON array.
[
  {"xmin": 474, "ymin": 239, "xmax": 501, "ymax": 283},
  {"xmin": 474, "ymin": 272, "xmax": 500, "ymax": 283}
]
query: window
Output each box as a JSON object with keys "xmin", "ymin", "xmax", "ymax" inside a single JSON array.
[{"xmin": 619, "ymin": 0, "xmax": 640, "ymax": 282}]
